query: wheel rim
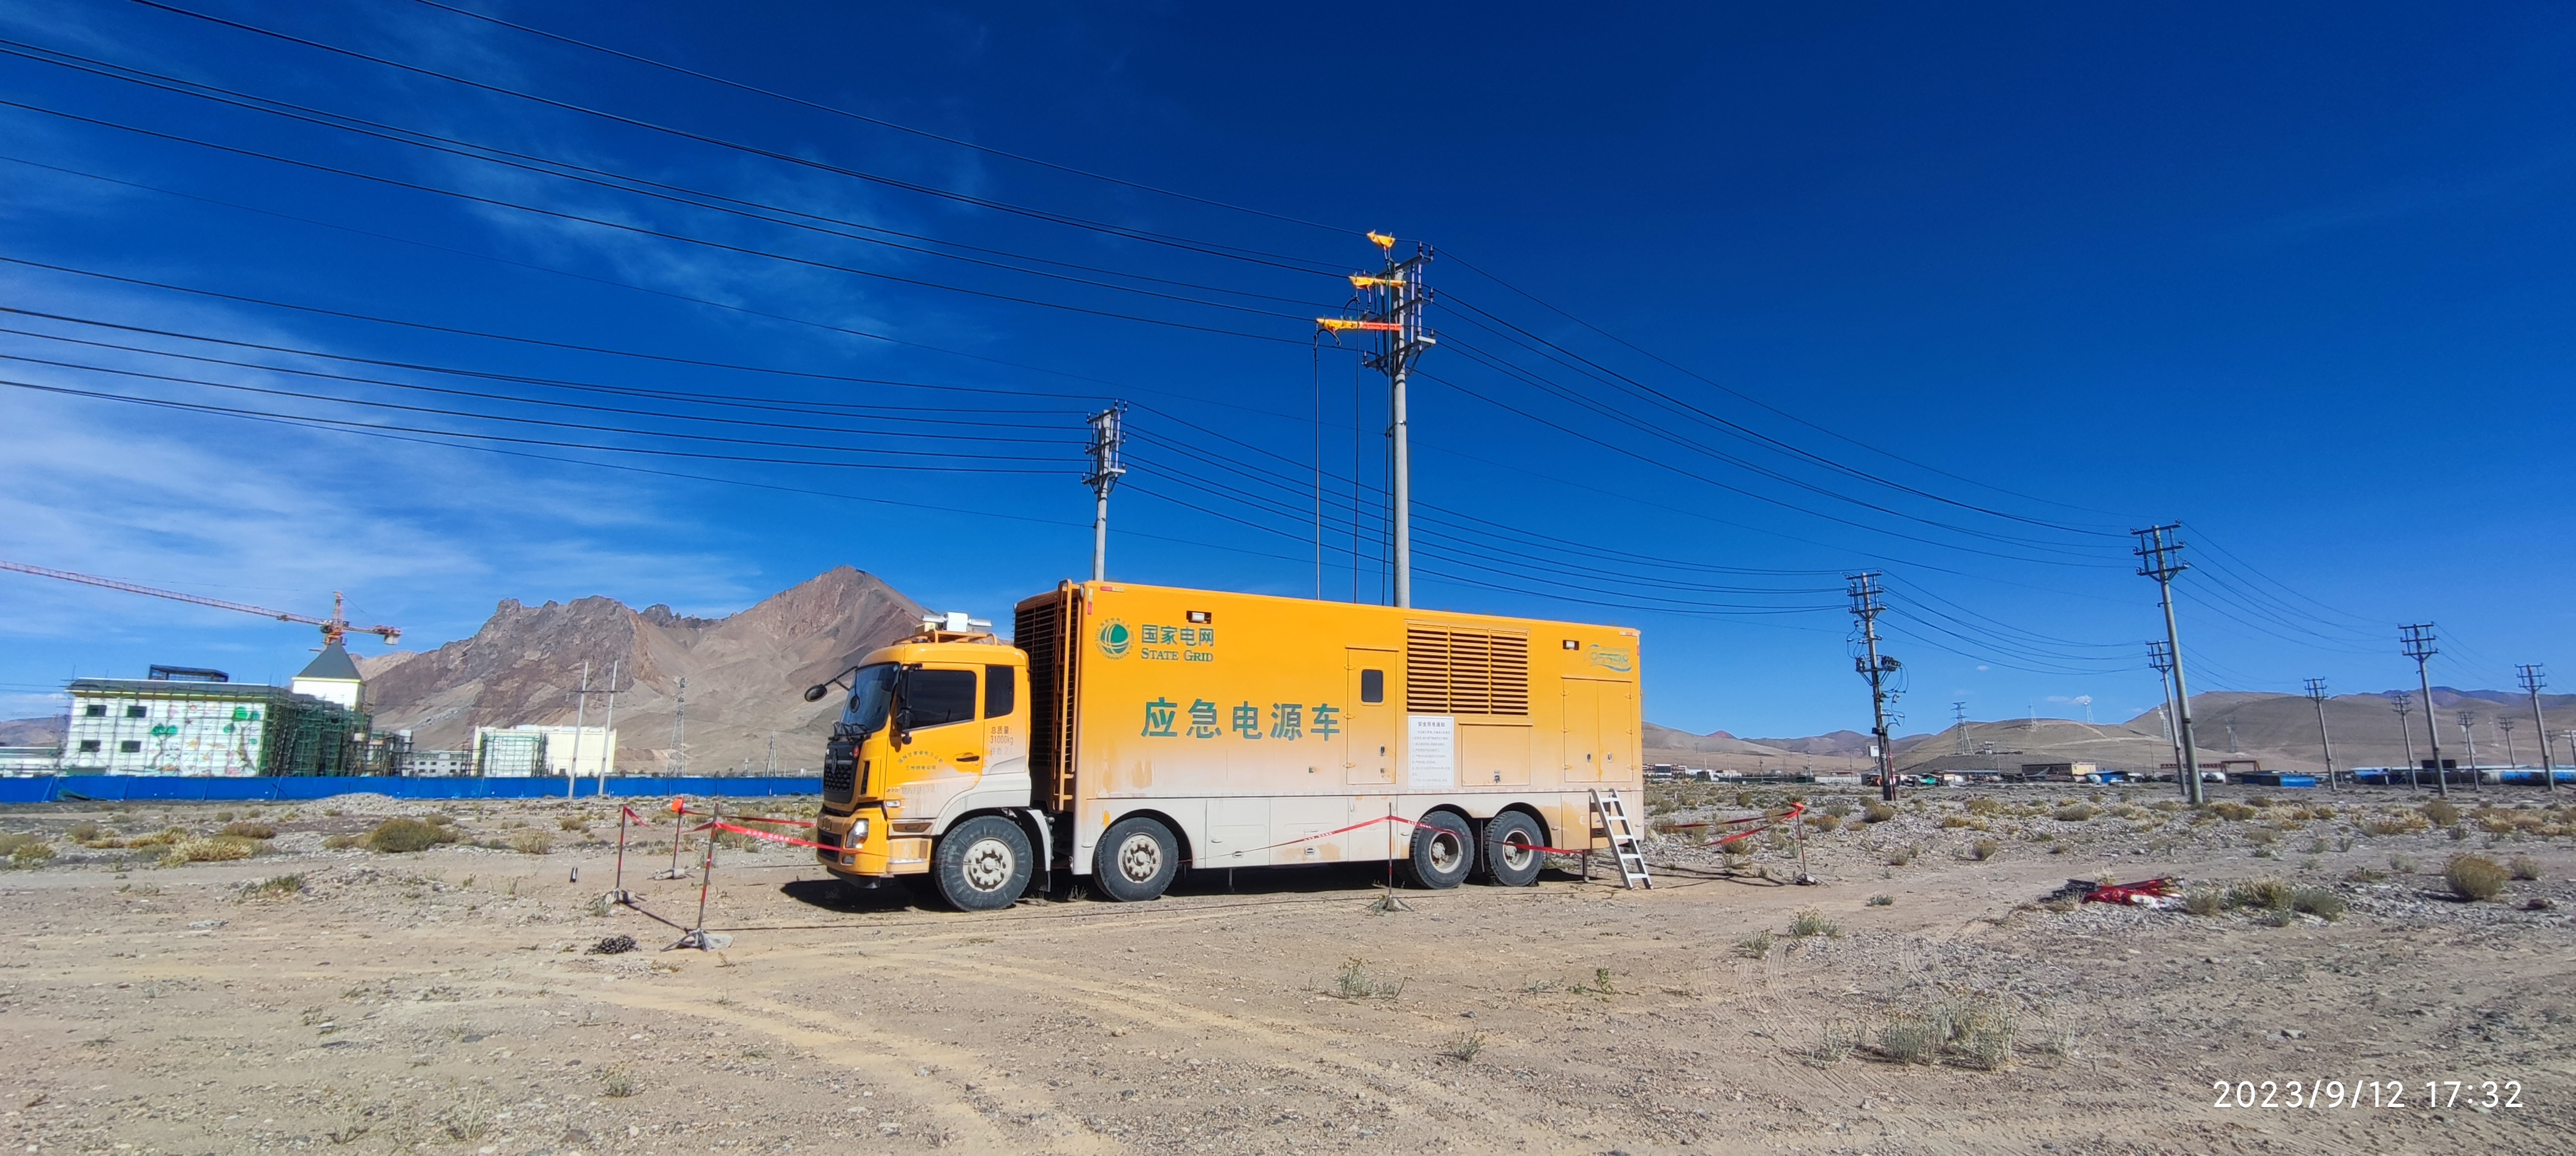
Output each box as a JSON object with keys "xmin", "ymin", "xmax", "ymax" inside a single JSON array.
[
  {"xmin": 1426, "ymin": 828, "xmax": 1464, "ymax": 874},
  {"xmin": 1116, "ymin": 833, "xmax": 1163, "ymax": 883},
  {"xmin": 960, "ymin": 837, "xmax": 1015, "ymax": 892},
  {"xmin": 1499, "ymin": 831, "xmax": 1535, "ymax": 873}
]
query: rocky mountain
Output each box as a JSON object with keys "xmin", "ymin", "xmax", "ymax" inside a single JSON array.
[
  {"xmin": 360, "ymin": 566, "xmax": 926, "ymax": 773},
  {"xmin": 0, "ymin": 716, "xmax": 66, "ymax": 746}
]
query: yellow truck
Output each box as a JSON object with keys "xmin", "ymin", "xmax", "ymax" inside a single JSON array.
[{"xmin": 807, "ymin": 580, "xmax": 1643, "ymax": 910}]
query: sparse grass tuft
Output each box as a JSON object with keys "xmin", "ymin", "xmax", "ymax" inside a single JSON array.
[
  {"xmin": 1861, "ymin": 802, "xmax": 1895, "ymax": 824},
  {"xmin": 2053, "ymin": 804, "xmax": 2098, "ymax": 822},
  {"xmin": 558, "ymin": 815, "xmax": 587, "ymax": 832},
  {"xmin": 1786, "ymin": 909, "xmax": 1840, "ymax": 938},
  {"xmin": 1733, "ymin": 930, "xmax": 1773, "ymax": 958},
  {"xmin": 1803, "ymin": 1016, "xmax": 1860, "ymax": 1068},
  {"xmin": 2224, "ymin": 878, "xmax": 2294, "ymax": 911},
  {"xmin": 2204, "ymin": 801, "xmax": 2258, "ymax": 821},
  {"xmin": 1968, "ymin": 838, "xmax": 2001, "ymax": 861},
  {"xmin": 2422, "ymin": 800, "xmax": 2461, "ymax": 828},
  {"xmin": 506, "ymin": 829, "xmax": 554, "ymax": 855},
  {"xmin": 2507, "ymin": 855, "xmax": 2542, "ymax": 882},
  {"xmin": 1, "ymin": 832, "xmax": 55, "ymax": 866},
  {"xmin": 1876, "ymin": 1014, "xmax": 1941, "ymax": 1065},
  {"xmin": 160, "ymin": 837, "xmax": 256, "ymax": 865},
  {"xmin": 1867, "ymin": 893, "xmax": 1894, "ymax": 907},
  {"xmin": 2389, "ymin": 853, "xmax": 2421, "ymax": 874},
  {"xmin": 2290, "ymin": 888, "xmax": 2346, "ymax": 921},
  {"xmin": 1330, "ymin": 958, "xmax": 1404, "ymax": 1000},
  {"xmin": 2181, "ymin": 888, "xmax": 2225, "ymax": 916},
  {"xmin": 241, "ymin": 874, "xmax": 304, "ymax": 899},
  {"xmin": 217, "ymin": 822, "xmax": 275, "ymax": 840},
  {"xmin": 2446, "ymin": 854, "xmax": 2508, "ymax": 902},
  {"xmin": 1884, "ymin": 845, "xmax": 1917, "ymax": 866},
  {"xmin": 598, "ymin": 1066, "xmax": 638, "ymax": 1098},
  {"xmin": 1442, "ymin": 1030, "xmax": 1485, "ymax": 1062}
]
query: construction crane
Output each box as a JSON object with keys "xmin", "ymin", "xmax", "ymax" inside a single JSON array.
[{"xmin": 0, "ymin": 560, "xmax": 401, "ymax": 646}]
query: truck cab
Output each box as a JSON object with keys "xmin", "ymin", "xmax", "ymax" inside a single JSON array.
[{"xmin": 811, "ymin": 614, "xmax": 1041, "ymax": 910}]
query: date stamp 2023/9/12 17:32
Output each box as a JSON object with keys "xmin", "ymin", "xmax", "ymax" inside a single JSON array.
[{"xmin": 2211, "ymin": 1078, "xmax": 2526, "ymax": 1111}]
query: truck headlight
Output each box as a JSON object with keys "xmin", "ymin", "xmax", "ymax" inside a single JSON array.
[{"xmin": 848, "ymin": 819, "xmax": 868, "ymax": 842}]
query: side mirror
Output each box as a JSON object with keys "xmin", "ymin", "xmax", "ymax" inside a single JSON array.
[
  {"xmin": 803, "ymin": 684, "xmax": 830, "ymax": 703},
  {"xmin": 894, "ymin": 708, "xmax": 913, "ymax": 746}
]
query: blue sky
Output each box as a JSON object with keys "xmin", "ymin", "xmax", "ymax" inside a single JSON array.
[{"xmin": 2, "ymin": 1, "xmax": 2570, "ymax": 737}]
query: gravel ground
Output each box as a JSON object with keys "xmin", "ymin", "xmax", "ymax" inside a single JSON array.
[{"xmin": 0, "ymin": 783, "xmax": 2569, "ymax": 1155}]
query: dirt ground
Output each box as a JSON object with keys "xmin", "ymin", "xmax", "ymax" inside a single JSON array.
[{"xmin": 1, "ymin": 784, "xmax": 2570, "ymax": 1155}]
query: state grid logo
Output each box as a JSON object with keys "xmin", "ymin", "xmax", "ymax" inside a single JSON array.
[{"xmin": 1095, "ymin": 617, "xmax": 1133, "ymax": 659}]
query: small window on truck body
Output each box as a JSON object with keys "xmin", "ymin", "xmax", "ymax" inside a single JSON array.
[
  {"xmin": 1360, "ymin": 669, "xmax": 1385, "ymax": 704},
  {"xmin": 905, "ymin": 668, "xmax": 978, "ymax": 728},
  {"xmin": 984, "ymin": 664, "xmax": 1016, "ymax": 717}
]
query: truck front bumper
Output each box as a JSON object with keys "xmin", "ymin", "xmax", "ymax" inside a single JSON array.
[{"xmin": 816, "ymin": 806, "xmax": 931, "ymax": 877}]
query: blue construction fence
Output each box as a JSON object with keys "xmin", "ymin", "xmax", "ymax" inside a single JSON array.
[{"xmin": 0, "ymin": 775, "xmax": 820, "ymax": 804}]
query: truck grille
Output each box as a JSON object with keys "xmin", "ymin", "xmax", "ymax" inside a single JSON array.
[{"xmin": 823, "ymin": 738, "xmax": 858, "ymax": 804}]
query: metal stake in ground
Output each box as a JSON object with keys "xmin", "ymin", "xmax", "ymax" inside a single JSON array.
[
  {"xmin": 655, "ymin": 795, "xmax": 689, "ymax": 879},
  {"xmin": 672, "ymin": 800, "xmax": 721, "ymax": 950},
  {"xmin": 608, "ymin": 804, "xmax": 633, "ymax": 906},
  {"xmin": 1369, "ymin": 799, "xmax": 1409, "ymax": 914}
]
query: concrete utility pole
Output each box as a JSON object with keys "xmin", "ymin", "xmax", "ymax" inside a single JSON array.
[
  {"xmin": 1316, "ymin": 233, "xmax": 1434, "ymax": 607},
  {"xmin": 2402, "ymin": 624, "xmax": 2447, "ymax": 798},
  {"xmin": 596, "ymin": 659, "xmax": 619, "ymax": 795},
  {"xmin": 567, "ymin": 659, "xmax": 589, "ymax": 799},
  {"xmin": 2517, "ymin": 664, "xmax": 2556, "ymax": 794},
  {"xmin": 2457, "ymin": 710, "xmax": 2482, "ymax": 793},
  {"xmin": 1082, "ymin": 403, "xmax": 1128, "ymax": 583},
  {"xmin": 2149, "ymin": 640, "xmax": 2187, "ymax": 797},
  {"xmin": 2498, "ymin": 716, "xmax": 2517, "ymax": 773},
  {"xmin": 2135, "ymin": 525, "xmax": 2204, "ymax": 805},
  {"xmin": 2392, "ymin": 691, "xmax": 2418, "ymax": 791},
  {"xmin": 1846, "ymin": 572, "xmax": 1901, "ymax": 802},
  {"xmin": 2304, "ymin": 677, "xmax": 2337, "ymax": 791}
]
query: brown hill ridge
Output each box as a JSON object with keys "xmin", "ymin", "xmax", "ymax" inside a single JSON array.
[{"xmin": 361, "ymin": 566, "xmax": 925, "ymax": 773}]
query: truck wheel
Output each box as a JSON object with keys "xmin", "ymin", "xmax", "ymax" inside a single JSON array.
[
  {"xmin": 1094, "ymin": 816, "xmax": 1178, "ymax": 902},
  {"xmin": 1404, "ymin": 811, "xmax": 1475, "ymax": 890},
  {"xmin": 1478, "ymin": 811, "xmax": 1545, "ymax": 887},
  {"xmin": 932, "ymin": 816, "xmax": 1032, "ymax": 912}
]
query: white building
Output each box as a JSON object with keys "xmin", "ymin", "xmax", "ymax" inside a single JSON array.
[
  {"xmin": 62, "ymin": 674, "xmax": 370, "ymax": 776},
  {"xmin": 0, "ymin": 747, "xmax": 61, "ymax": 776},
  {"xmin": 473, "ymin": 725, "xmax": 615, "ymax": 778},
  {"xmin": 399, "ymin": 749, "xmax": 473, "ymax": 777},
  {"xmin": 288, "ymin": 642, "xmax": 367, "ymax": 710}
]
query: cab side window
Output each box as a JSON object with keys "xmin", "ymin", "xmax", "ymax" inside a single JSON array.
[
  {"xmin": 984, "ymin": 664, "xmax": 1016, "ymax": 717},
  {"xmin": 905, "ymin": 669, "xmax": 978, "ymax": 728}
]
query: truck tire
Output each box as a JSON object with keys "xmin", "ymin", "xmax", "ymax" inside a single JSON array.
[
  {"xmin": 932, "ymin": 816, "xmax": 1032, "ymax": 912},
  {"xmin": 1404, "ymin": 811, "xmax": 1475, "ymax": 890},
  {"xmin": 1478, "ymin": 811, "xmax": 1545, "ymax": 887},
  {"xmin": 1094, "ymin": 816, "xmax": 1178, "ymax": 902}
]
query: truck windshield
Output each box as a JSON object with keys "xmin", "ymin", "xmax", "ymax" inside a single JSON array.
[{"xmin": 841, "ymin": 663, "xmax": 899, "ymax": 737}]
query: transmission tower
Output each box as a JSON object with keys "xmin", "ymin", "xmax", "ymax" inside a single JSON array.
[
  {"xmin": 2517, "ymin": 663, "xmax": 2556, "ymax": 794},
  {"xmin": 670, "ymin": 674, "xmax": 689, "ymax": 776},
  {"xmin": 2303, "ymin": 677, "xmax": 2337, "ymax": 792},
  {"xmin": 2401, "ymin": 624, "xmax": 2447, "ymax": 798},
  {"xmin": 1083, "ymin": 403, "xmax": 1128, "ymax": 583},
  {"xmin": 1317, "ymin": 232, "xmax": 1433, "ymax": 608},
  {"xmin": 1952, "ymin": 701, "xmax": 1969, "ymax": 756},
  {"xmin": 2135, "ymin": 525, "xmax": 2204, "ymax": 803},
  {"xmin": 1846, "ymin": 572, "xmax": 1901, "ymax": 801}
]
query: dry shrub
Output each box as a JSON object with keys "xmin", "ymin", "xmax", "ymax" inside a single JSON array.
[
  {"xmin": 1968, "ymin": 838, "xmax": 2001, "ymax": 861},
  {"xmin": 1966, "ymin": 798, "xmax": 2004, "ymax": 817},
  {"xmin": 1941, "ymin": 815, "xmax": 1974, "ymax": 828},
  {"xmin": 2446, "ymin": 855, "xmax": 2507, "ymax": 901},
  {"xmin": 2181, "ymin": 888, "xmax": 2225, "ymax": 916},
  {"xmin": 161, "ymin": 837, "xmax": 255, "ymax": 865},
  {"xmin": 365, "ymin": 817, "xmax": 457, "ymax": 854},
  {"xmin": 2507, "ymin": 855, "xmax": 2542, "ymax": 882},
  {"xmin": 2421, "ymin": 800, "xmax": 2461, "ymax": 828},
  {"xmin": 1877, "ymin": 1014, "xmax": 1941, "ymax": 1064},
  {"xmin": 217, "ymin": 822, "xmax": 275, "ymax": 840},
  {"xmin": 1787, "ymin": 909, "xmax": 1840, "ymax": 937},
  {"xmin": 558, "ymin": 816, "xmax": 587, "ymax": 832},
  {"xmin": 2, "ymin": 833, "xmax": 55, "ymax": 866},
  {"xmin": 2053, "ymin": 804, "xmax": 2097, "ymax": 822},
  {"xmin": 2290, "ymin": 888, "xmax": 2347, "ymax": 921},
  {"xmin": 1805, "ymin": 814, "xmax": 1843, "ymax": 833},
  {"xmin": 2361, "ymin": 812, "xmax": 2428, "ymax": 836},
  {"xmin": 1862, "ymin": 802, "xmax": 1896, "ymax": 824},
  {"xmin": 2204, "ymin": 801, "xmax": 2257, "ymax": 821},
  {"xmin": 2225, "ymin": 878, "xmax": 2294, "ymax": 911},
  {"xmin": 507, "ymin": 829, "xmax": 554, "ymax": 855}
]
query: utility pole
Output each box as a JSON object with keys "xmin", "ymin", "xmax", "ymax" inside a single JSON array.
[
  {"xmin": 670, "ymin": 675, "xmax": 688, "ymax": 776},
  {"xmin": 2303, "ymin": 677, "xmax": 2337, "ymax": 791},
  {"xmin": 1317, "ymin": 232, "xmax": 1433, "ymax": 608},
  {"xmin": 1083, "ymin": 403, "xmax": 1128, "ymax": 583},
  {"xmin": 566, "ymin": 659, "xmax": 590, "ymax": 800},
  {"xmin": 2148, "ymin": 639, "xmax": 2186, "ymax": 797},
  {"xmin": 2498, "ymin": 716, "xmax": 2517, "ymax": 773},
  {"xmin": 597, "ymin": 659, "xmax": 619, "ymax": 795},
  {"xmin": 2517, "ymin": 664, "xmax": 2556, "ymax": 794},
  {"xmin": 2457, "ymin": 710, "xmax": 2482, "ymax": 792},
  {"xmin": 766, "ymin": 730, "xmax": 777, "ymax": 776},
  {"xmin": 2135, "ymin": 525, "xmax": 2204, "ymax": 804},
  {"xmin": 1951, "ymin": 701, "xmax": 1969, "ymax": 756},
  {"xmin": 1846, "ymin": 572, "xmax": 1901, "ymax": 802},
  {"xmin": 2392, "ymin": 691, "xmax": 2417, "ymax": 791},
  {"xmin": 2401, "ymin": 624, "xmax": 2447, "ymax": 798}
]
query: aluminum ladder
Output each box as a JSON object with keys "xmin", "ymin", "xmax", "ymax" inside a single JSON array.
[{"xmin": 1589, "ymin": 788, "xmax": 1653, "ymax": 890}]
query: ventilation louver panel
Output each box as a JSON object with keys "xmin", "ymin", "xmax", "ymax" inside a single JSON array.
[{"xmin": 1405, "ymin": 627, "xmax": 1530, "ymax": 716}]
